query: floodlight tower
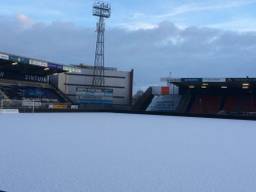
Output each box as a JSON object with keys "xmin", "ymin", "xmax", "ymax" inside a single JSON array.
[{"xmin": 92, "ymin": 1, "xmax": 111, "ymax": 88}]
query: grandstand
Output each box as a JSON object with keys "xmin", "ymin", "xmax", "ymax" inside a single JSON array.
[
  {"xmin": 0, "ymin": 51, "xmax": 133, "ymax": 111},
  {"xmin": 0, "ymin": 52, "xmax": 71, "ymax": 110},
  {"xmin": 143, "ymin": 78, "xmax": 256, "ymax": 116},
  {"xmin": 1, "ymin": 50, "xmax": 256, "ymax": 117}
]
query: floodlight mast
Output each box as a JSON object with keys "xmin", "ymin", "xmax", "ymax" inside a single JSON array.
[{"xmin": 92, "ymin": 1, "xmax": 111, "ymax": 88}]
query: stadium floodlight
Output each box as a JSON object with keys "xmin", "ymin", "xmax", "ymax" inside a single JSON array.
[
  {"xmin": 91, "ymin": 1, "xmax": 111, "ymax": 88},
  {"xmin": 93, "ymin": 1, "xmax": 111, "ymax": 18},
  {"xmin": 242, "ymin": 83, "xmax": 250, "ymax": 89}
]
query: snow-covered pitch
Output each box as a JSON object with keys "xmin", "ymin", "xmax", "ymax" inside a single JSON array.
[{"xmin": 0, "ymin": 113, "xmax": 256, "ymax": 192}]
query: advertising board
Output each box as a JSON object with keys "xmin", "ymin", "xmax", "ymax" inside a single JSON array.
[
  {"xmin": 0, "ymin": 70, "xmax": 47, "ymax": 83},
  {"xmin": 48, "ymin": 63, "xmax": 63, "ymax": 70},
  {"xmin": 22, "ymin": 100, "xmax": 42, "ymax": 107},
  {"xmin": 29, "ymin": 59, "xmax": 48, "ymax": 67},
  {"xmin": 181, "ymin": 78, "xmax": 202, "ymax": 83},
  {"xmin": 0, "ymin": 53, "xmax": 9, "ymax": 60},
  {"xmin": 203, "ymin": 78, "xmax": 226, "ymax": 83},
  {"xmin": 76, "ymin": 88, "xmax": 113, "ymax": 104},
  {"xmin": 63, "ymin": 66, "xmax": 82, "ymax": 73}
]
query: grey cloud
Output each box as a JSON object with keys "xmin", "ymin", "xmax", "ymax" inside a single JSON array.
[{"xmin": 0, "ymin": 15, "xmax": 256, "ymax": 89}]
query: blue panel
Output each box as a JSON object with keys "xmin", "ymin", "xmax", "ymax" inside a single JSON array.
[
  {"xmin": 9, "ymin": 55, "xmax": 29, "ymax": 64},
  {"xmin": 9, "ymin": 55, "xmax": 20, "ymax": 62},
  {"xmin": 48, "ymin": 62, "xmax": 63, "ymax": 70},
  {"xmin": 20, "ymin": 57, "xmax": 30, "ymax": 64},
  {"xmin": 181, "ymin": 78, "xmax": 202, "ymax": 83},
  {"xmin": 78, "ymin": 99, "xmax": 113, "ymax": 105}
]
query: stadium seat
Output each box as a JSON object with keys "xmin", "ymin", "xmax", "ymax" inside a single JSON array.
[
  {"xmin": 190, "ymin": 95, "xmax": 221, "ymax": 114},
  {"xmin": 0, "ymin": 85, "xmax": 66, "ymax": 103},
  {"xmin": 223, "ymin": 95, "xmax": 256, "ymax": 113}
]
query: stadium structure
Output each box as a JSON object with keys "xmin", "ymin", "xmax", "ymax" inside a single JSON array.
[
  {"xmin": 0, "ymin": 1, "xmax": 255, "ymax": 119},
  {"xmin": 0, "ymin": 52, "xmax": 133, "ymax": 111},
  {"xmin": 1, "ymin": 51, "xmax": 256, "ymax": 118},
  {"xmin": 0, "ymin": 2, "xmax": 135, "ymax": 112},
  {"xmin": 134, "ymin": 77, "xmax": 256, "ymax": 117}
]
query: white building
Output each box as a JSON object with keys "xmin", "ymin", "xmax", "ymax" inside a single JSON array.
[{"xmin": 53, "ymin": 65, "xmax": 134, "ymax": 106}]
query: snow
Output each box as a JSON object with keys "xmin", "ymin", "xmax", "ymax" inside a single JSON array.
[{"xmin": 0, "ymin": 113, "xmax": 256, "ymax": 192}]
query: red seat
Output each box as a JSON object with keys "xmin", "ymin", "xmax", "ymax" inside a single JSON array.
[
  {"xmin": 224, "ymin": 95, "xmax": 256, "ymax": 112},
  {"xmin": 190, "ymin": 95, "xmax": 221, "ymax": 114}
]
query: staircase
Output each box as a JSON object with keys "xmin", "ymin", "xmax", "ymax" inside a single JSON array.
[
  {"xmin": 176, "ymin": 94, "xmax": 192, "ymax": 113},
  {"xmin": 49, "ymin": 85, "xmax": 73, "ymax": 104},
  {"xmin": 133, "ymin": 87, "xmax": 154, "ymax": 111}
]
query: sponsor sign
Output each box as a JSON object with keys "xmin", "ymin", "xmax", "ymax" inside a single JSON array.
[
  {"xmin": 0, "ymin": 70, "xmax": 47, "ymax": 83},
  {"xmin": 48, "ymin": 63, "xmax": 63, "ymax": 70},
  {"xmin": 76, "ymin": 88, "xmax": 113, "ymax": 104},
  {"xmin": 0, "ymin": 109, "xmax": 19, "ymax": 113},
  {"xmin": 22, "ymin": 100, "xmax": 42, "ymax": 107},
  {"xmin": 63, "ymin": 66, "xmax": 81, "ymax": 73},
  {"xmin": 203, "ymin": 78, "xmax": 226, "ymax": 83},
  {"xmin": 9, "ymin": 55, "xmax": 22, "ymax": 63},
  {"xmin": 77, "ymin": 88, "xmax": 113, "ymax": 98},
  {"xmin": 49, "ymin": 104, "xmax": 68, "ymax": 110},
  {"xmin": 8, "ymin": 55, "xmax": 29, "ymax": 64},
  {"xmin": 24, "ymin": 75, "xmax": 48, "ymax": 83},
  {"xmin": 29, "ymin": 59, "xmax": 48, "ymax": 67},
  {"xmin": 181, "ymin": 78, "xmax": 202, "ymax": 83},
  {"xmin": 0, "ymin": 53, "xmax": 9, "ymax": 60}
]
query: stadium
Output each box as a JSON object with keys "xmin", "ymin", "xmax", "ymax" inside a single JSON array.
[
  {"xmin": 0, "ymin": 51, "xmax": 133, "ymax": 112},
  {"xmin": 135, "ymin": 78, "xmax": 256, "ymax": 118},
  {"xmin": 1, "ymin": 50, "xmax": 256, "ymax": 119},
  {"xmin": 0, "ymin": 1, "xmax": 255, "ymax": 119},
  {"xmin": 1, "ymin": 1, "xmax": 256, "ymax": 192}
]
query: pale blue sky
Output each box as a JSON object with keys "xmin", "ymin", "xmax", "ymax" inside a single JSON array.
[
  {"xmin": 1, "ymin": 0, "xmax": 256, "ymax": 88},
  {"xmin": 2, "ymin": 0, "xmax": 256, "ymax": 31}
]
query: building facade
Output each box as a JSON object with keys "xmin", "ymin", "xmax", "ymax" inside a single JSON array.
[{"xmin": 55, "ymin": 65, "xmax": 133, "ymax": 106}]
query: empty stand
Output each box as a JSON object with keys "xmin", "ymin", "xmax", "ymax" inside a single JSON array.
[
  {"xmin": 189, "ymin": 95, "xmax": 222, "ymax": 114},
  {"xmin": 0, "ymin": 84, "xmax": 66, "ymax": 103},
  {"xmin": 147, "ymin": 95, "xmax": 181, "ymax": 112},
  {"xmin": 224, "ymin": 96, "xmax": 239, "ymax": 112},
  {"xmin": 176, "ymin": 94, "xmax": 192, "ymax": 113},
  {"xmin": 224, "ymin": 95, "xmax": 256, "ymax": 113},
  {"xmin": 133, "ymin": 87, "xmax": 154, "ymax": 111}
]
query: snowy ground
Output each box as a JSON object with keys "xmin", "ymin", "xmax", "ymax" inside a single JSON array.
[{"xmin": 0, "ymin": 113, "xmax": 256, "ymax": 192}]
